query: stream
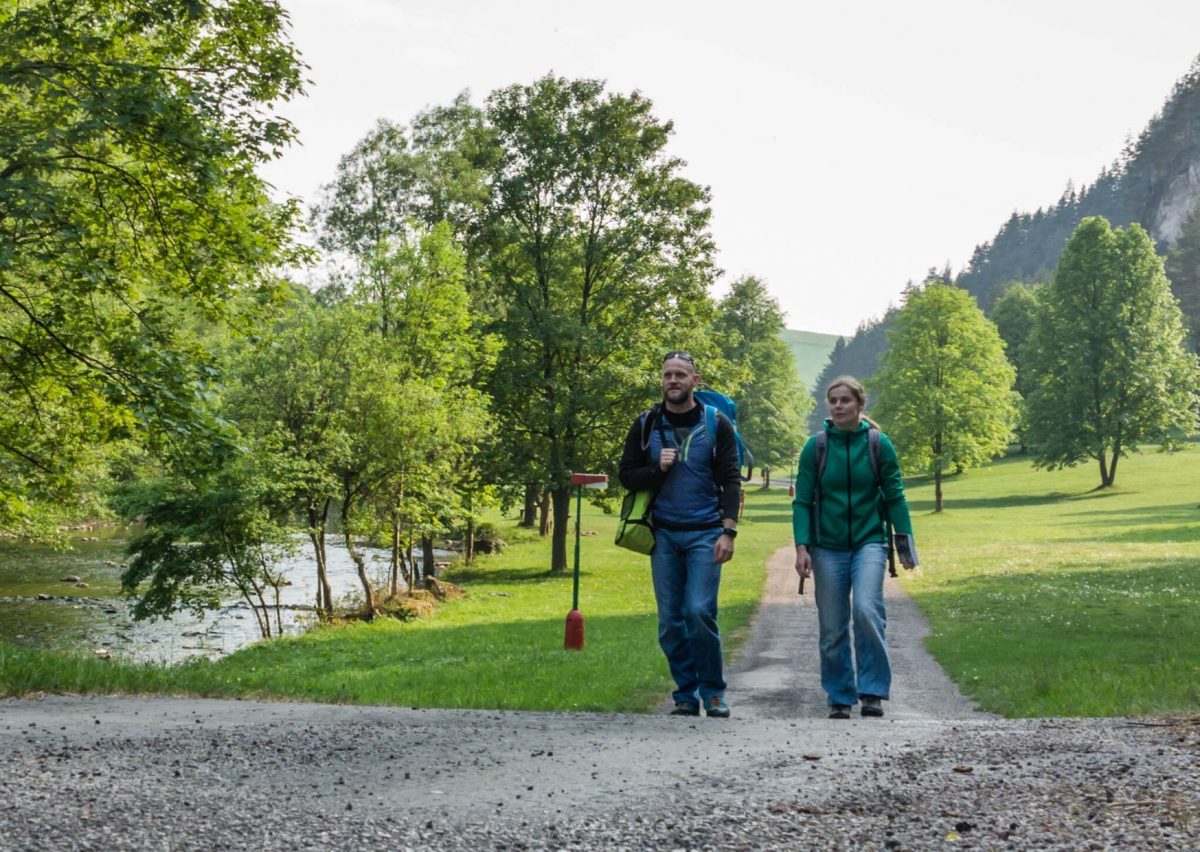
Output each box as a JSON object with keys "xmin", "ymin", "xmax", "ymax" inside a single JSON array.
[{"xmin": 0, "ymin": 527, "xmax": 450, "ymax": 665}]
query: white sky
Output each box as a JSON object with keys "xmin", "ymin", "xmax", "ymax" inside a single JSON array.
[{"xmin": 260, "ymin": 0, "xmax": 1200, "ymax": 336}]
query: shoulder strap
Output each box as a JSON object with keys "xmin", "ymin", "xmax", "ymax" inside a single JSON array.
[
  {"xmin": 814, "ymin": 431, "xmax": 828, "ymax": 480},
  {"xmin": 639, "ymin": 404, "xmax": 661, "ymax": 451},
  {"xmin": 703, "ymin": 404, "xmax": 717, "ymax": 457},
  {"xmin": 867, "ymin": 427, "xmax": 881, "ymax": 486}
]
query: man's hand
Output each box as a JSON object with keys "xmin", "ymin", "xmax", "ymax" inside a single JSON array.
[
  {"xmin": 658, "ymin": 447, "xmax": 677, "ymax": 472},
  {"xmin": 713, "ymin": 531, "xmax": 734, "ymax": 564},
  {"xmin": 794, "ymin": 544, "xmax": 812, "ymax": 579}
]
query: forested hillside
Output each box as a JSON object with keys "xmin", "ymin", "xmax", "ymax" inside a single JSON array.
[{"xmin": 811, "ymin": 55, "xmax": 1200, "ymax": 426}]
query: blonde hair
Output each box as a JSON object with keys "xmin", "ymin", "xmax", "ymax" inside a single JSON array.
[{"xmin": 825, "ymin": 375, "xmax": 880, "ymax": 429}]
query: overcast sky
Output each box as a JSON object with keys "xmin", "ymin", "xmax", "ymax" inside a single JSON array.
[{"xmin": 259, "ymin": 0, "xmax": 1200, "ymax": 336}]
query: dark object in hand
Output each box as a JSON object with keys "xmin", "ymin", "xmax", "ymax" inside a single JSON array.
[
  {"xmin": 893, "ymin": 533, "xmax": 919, "ymax": 568},
  {"xmin": 798, "ymin": 575, "xmax": 806, "ymax": 595}
]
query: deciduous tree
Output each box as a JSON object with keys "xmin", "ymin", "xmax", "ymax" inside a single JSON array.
[
  {"xmin": 479, "ymin": 75, "xmax": 716, "ymax": 572},
  {"xmin": 873, "ymin": 281, "xmax": 1017, "ymax": 511},
  {"xmin": 1024, "ymin": 217, "xmax": 1199, "ymax": 487},
  {"xmin": 0, "ymin": 0, "xmax": 304, "ymax": 537}
]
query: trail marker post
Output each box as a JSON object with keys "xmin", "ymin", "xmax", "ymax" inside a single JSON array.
[{"xmin": 565, "ymin": 472, "xmax": 608, "ymax": 650}]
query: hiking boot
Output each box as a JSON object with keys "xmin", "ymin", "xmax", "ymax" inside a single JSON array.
[
  {"xmin": 703, "ymin": 695, "xmax": 731, "ymax": 718},
  {"xmin": 670, "ymin": 701, "xmax": 700, "ymax": 716},
  {"xmin": 861, "ymin": 696, "xmax": 884, "ymax": 717},
  {"xmin": 828, "ymin": 704, "xmax": 852, "ymax": 719}
]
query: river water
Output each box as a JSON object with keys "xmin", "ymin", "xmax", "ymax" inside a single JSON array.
[{"xmin": 0, "ymin": 528, "xmax": 450, "ymax": 665}]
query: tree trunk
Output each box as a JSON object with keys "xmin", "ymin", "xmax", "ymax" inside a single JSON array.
[
  {"xmin": 760, "ymin": 467, "xmax": 771, "ymax": 490},
  {"xmin": 406, "ymin": 534, "xmax": 415, "ymax": 591},
  {"xmin": 390, "ymin": 516, "xmax": 402, "ymax": 598},
  {"xmin": 422, "ymin": 535, "xmax": 436, "ymax": 580},
  {"xmin": 307, "ymin": 499, "xmax": 333, "ymax": 617},
  {"xmin": 550, "ymin": 485, "xmax": 571, "ymax": 572},
  {"xmin": 933, "ymin": 432, "xmax": 944, "ymax": 513},
  {"xmin": 520, "ymin": 483, "xmax": 538, "ymax": 527},
  {"xmin": 465, "ymin": 514, "xmax": 475, "ymax": 564},
  {"xmin": 341, "ymin": 497, "xmax": 376, "ymax": 617},
  {"xmin": 1098, "ymin": 450, "xmax": 1111, "ymax": 488},
  {"xmin": 345, "ymin": 534, "xmax": 377, "ymax": 618},
  {"xmin": 539, "ymin": 490, "xmax": 553, "ymax": 536}
]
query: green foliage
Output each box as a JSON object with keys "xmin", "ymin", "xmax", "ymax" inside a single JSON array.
[
  {"xmin": 117, "ymin": 434, "xmax": 297, "ymax": 638},
  {"xmin": 715, "ymin": 277, "xmax": 812, "ymax": 473},
  {"xmin": 1024, "ymin": 217, "xmax": 1200, "ymax": 486},
  {"xmin": 478, "ymin": 75, "xmax": 717, "ymax": 570},
  {"xmin": 1164, "ymin": 198, "xmax": 1200, "ymax": 352},
  {"xmin": 0, "ymin": 0, "xmax": 305, "ymax": 537},
  {"xmin": 873, "ymin": 281, "xmax": 1016, "ymax": 510},
  {"xmin": 988, "ymin": 282, "xmax": 1043, "ymax": 447}
]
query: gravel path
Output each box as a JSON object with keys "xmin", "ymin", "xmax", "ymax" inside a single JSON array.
[{"xmin": 2, "ymin": 547, "xmax": 1197, "ymax": 849}]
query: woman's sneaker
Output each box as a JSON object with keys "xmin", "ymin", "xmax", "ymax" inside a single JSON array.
[
  {"xmin": 703, "ymin": 695, "xmax": 731, "ymax": 718},
  {"xmin": 828, "ymin": 704, "xmax": 852, "ymax": 719},
  {"xmin": 861, "ymin": 696, "xmax": 884, "ymax": 717}
]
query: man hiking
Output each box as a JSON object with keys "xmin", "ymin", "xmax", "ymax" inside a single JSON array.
[{"xmin": 618, "ymin": 351, "xmax": 741, "ymax": 718}]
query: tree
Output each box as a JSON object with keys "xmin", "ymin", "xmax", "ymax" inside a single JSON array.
[
  {"xmin": 714, "ymin": 277, "xmax": 811, "ymax": 483},
  {"xmin": 479, "ymin": 75, "xmax": 716, "ymax": 572},
  {"xmin": 0, "ymin": 0, "xmax": 304, "ymax": 538},
  {"xmin": 988, "ymin": 282, "xmax": 1043, "ymax": 450},
  {"xmin": 1024, "ymin": 217, "xmax": 1199, "ymax": 487},
  {"xmin": 1164, "ymin": 199, "xmax": 1200, "ymax": 353},
  {"xmin": 873, "ymin": 281, "xmax": 1017, "ymax": 512},
  {"xmin": 118, "ymin": 434, "xmax": 299, "ymax": 640}
]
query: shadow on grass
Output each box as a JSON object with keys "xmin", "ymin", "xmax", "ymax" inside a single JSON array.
[
  {"xmin": 744, "ymin": 508, "xmax": 793, "ymax": 524},
  {"xmin": 907, "ymin": 488, "xmax": 1124, "ymax": 513},
  {"xmin": 444, "ymin": 566, "xmax": 566, "ymax": 586}
]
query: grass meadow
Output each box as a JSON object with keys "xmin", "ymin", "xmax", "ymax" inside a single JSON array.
[
  {"xmin": 900, "ymin": 444, "xmax": 1200, "ymax": 717},
  {"xmin": 2, "ymin": 445, "xmax": 1198, "ymax": 718}
]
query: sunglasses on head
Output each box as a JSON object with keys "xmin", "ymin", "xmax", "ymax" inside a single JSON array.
[{"xmin": 662, "ymin": 351, "xmax": 695, "ymax": 366}]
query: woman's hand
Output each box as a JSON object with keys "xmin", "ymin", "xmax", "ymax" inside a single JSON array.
[{"xmin": 794, "ymin": 544, "xmax": 811, "ymax": 578}]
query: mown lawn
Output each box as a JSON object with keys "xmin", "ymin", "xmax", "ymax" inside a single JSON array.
[{"xmin": 900, "ymin": 445, "xmax": 1200, "ymax": 717}]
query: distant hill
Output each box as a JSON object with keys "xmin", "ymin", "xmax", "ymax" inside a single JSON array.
[{"xmin": 780, "ymin": 328, "xmax": 842, "ymax": 391}]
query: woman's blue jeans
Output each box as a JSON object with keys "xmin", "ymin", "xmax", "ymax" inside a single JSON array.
[
  {"xmin": 650, "ymin": 526, "xmax": 726, "ymax": 705},
  {"xmin": 811, "ymin": 542, "xmax": 890, "ymax": 706}
]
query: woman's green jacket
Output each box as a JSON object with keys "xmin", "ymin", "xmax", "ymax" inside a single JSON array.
[{"xmin": 791, "ymin": 420, "xmax": 914, "ymax": 550}]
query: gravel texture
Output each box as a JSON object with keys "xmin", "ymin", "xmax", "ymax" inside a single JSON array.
[{"xmin": 2, "ymin": 547, "xmax": 1197, "ymax": 850}]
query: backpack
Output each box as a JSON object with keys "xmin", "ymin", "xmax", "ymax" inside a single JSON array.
[
  {"xmin": 693, "ymin": 388, "xmax": 753, "ymax": 480},
  {"xmin": 812, "ymin": 427, "xmax": 896, "ymax": 576}
]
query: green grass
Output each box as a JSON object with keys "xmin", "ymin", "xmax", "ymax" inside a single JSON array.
[
  {"xmin": 0, "ymin": 488, "xmax": 791, "ymax": 711},
  {"xmin": 7, "ymin": 449, "xmax": 1200, "ymax": 719},
  {"xmin": 780, "ymin": 328, "xmax": 842, "ymax": 390},
  {"xmin": 900, "ymin": 446, "xmax": 1200, "ymax": 718}
]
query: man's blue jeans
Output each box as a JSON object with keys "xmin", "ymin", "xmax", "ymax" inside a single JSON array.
[
  {"xmin": 650, "ymin": 526, "xmax": 726, "ymax": 705},
  {"xmin": 811, "ymin": 542, "xmax": 890, "ymax": 706}
]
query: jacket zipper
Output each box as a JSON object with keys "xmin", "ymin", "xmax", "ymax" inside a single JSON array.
[{"xmin": 846, "ymin": 432, "xmax": 854, "ymax": 550}]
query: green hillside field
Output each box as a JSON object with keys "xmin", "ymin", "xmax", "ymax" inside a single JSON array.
[{"xmin": 780, "ymin": 328, "xmax": 842, "ymax": 391}]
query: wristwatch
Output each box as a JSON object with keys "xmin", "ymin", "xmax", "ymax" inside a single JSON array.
[{"xmin": 720, "ymin": 528, "xmax": 737, "ymax": 539}]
